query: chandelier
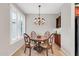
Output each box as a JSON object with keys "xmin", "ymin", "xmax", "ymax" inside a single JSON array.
[{"xmin": 34, "ymin": 5, "xmax": 45, "ymax": 25}]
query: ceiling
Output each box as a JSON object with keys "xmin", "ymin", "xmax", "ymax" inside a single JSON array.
[{"xmin": 16, "ymin": 3, "xmax": 63, "ymax": 14}]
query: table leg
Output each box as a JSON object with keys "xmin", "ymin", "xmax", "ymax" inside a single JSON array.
[{"xmin": 34, "ymin": 42, "xmax": 45, "ymax": 53}]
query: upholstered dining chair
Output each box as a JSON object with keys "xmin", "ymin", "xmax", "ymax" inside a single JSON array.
[
  {"xmin": 43, "ymin": 31, "xmax": 50, "ymax": 44},
  {"xmin": 44, "ymin": 31, "xmax": 50, "ymax": 38},
  {"xmin": 31, "ymin": 31, "xmax": 37, "ymax": 39},
  {"xmin": 41, "ymin": 33, "xmax": 54, "ymax": 56},
  {"xmin": 24, "ymin": 33, "xmax": 31, "ymax": 56},
  {"xmin": 31, "ymin": 31, "xmax": 37, "ymax": 44}
]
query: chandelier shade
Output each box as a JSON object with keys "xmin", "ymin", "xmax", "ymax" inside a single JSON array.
[{"xmin": 34, "ymin": 5, "xmax": 45, "ymax": 25}]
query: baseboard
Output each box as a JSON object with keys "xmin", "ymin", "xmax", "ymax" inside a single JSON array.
[
  {"xmin": 9, "ymin": 43, "xmax": 24, "ymax": 56},
  {"xmin": 61, "ymin": 47, "xmax": 71, "ymax": 56}
]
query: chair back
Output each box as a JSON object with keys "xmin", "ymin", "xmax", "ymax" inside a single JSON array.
[
  {"xmin": 47, "ymin": 33, "xmax": 54, "ymax": 45},
  {"xmin": 44, "ymin": 31, "xmax": 50, "ymax": 38},
  {"xmin": 24, "ymin": 33, "xmax": 30, "ymax": 44},
  {"xmin": 31, "ymin": 31, "xmax": 37, "ymax": 39}
]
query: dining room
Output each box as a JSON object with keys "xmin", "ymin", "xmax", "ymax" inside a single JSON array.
[
  {"xmin": 0, "ymin": 3, "xmax": 75, "ymax": 56},
  {"xmin": 10, "ymin": 3, "xmax": 63, "ymax": 56}
]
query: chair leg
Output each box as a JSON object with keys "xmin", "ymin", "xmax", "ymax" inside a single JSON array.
[
  {"xmin": 29, "ymin": 47, "xmax": 31, "ymax": 56},
  {"xmin": 46, "ymin": 48, "xmax": 48, "ymax": 56},
  {"xmin": 51, "ymin": 46, "xmax": 53, "ymax": 54},
  {"xmin": 24, "ymin": 46, "xmax": 26, "ymax": 53}
]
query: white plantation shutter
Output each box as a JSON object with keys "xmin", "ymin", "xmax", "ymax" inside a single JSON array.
[{"xmin": 10, "ymin": 4, "xmax": 25, "ymax": 43}]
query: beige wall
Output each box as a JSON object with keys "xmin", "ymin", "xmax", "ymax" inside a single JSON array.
[
  {"xmin": 0, "ymin": 3, "xmax": 10, "ymax": 55},
  {"xmin": 61, "ymin": 3, "xmax": 75, "ymax": 56}
]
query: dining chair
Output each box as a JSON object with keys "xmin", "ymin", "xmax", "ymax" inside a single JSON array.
[
  {"xmin": 31, "ymin": 31, "xmax": 37, "ymax": 39},
  {"xmin": 41, "ymin": 33, "xmax": 54, "ymax": 56},
  {"xmin": 24, "ymin": 33, "xmax": 31, "ymax": 56},
  {"xmin": 43, "ymin": 31, "xmax": 50, "ymax": 44},
  {"xmin": 44, "ymin": 31, "xmax": 50, "ymax": 38},
  {"xmin": 31, "ymin": 31, "xmax": 37, "ymax": 44}
]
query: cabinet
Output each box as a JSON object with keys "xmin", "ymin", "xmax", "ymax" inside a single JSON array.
[{"xmin": 54, "ymin": 34, "xmax": 61, "ymax": 47}]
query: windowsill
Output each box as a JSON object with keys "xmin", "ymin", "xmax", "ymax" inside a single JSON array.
[{"xmin": 10, "ymin": 36, "xmax": 23, "ymax": 44}]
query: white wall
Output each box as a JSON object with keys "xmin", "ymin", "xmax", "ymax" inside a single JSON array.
[
  {"xmin": 61, "ymin": 3, "xmax": 75, "ymax": 56},
  {"xmin": 0, "ymin": 4, "xmax": 24, "ymax": 56},
  {"xmin": 26, "ymin": 14, "xmax": 57, "ymax": 35}
]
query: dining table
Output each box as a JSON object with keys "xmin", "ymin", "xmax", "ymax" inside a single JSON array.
[{"xmin": 30, "ymin": 35, "xmax": 48, "ymax": 53}]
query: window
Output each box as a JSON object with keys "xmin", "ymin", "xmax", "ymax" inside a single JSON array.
[{"xmin": 10, "ymin": 4, "xmax": 25, "ymax": 44}]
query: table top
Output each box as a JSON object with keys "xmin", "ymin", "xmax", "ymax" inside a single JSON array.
[{"xmin": 30, "ymin": 36, "xmax": 47, "ymax": 42}]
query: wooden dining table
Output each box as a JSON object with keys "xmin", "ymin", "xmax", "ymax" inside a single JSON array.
[{"xmin": 30, "ymin": 35, "xmax": 48, "ymax": 53}]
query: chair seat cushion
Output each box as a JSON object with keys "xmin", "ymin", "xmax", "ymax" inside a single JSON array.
[{"xmin": 41, "ymin": 43, "xmax": 52, "ymax": 49}]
